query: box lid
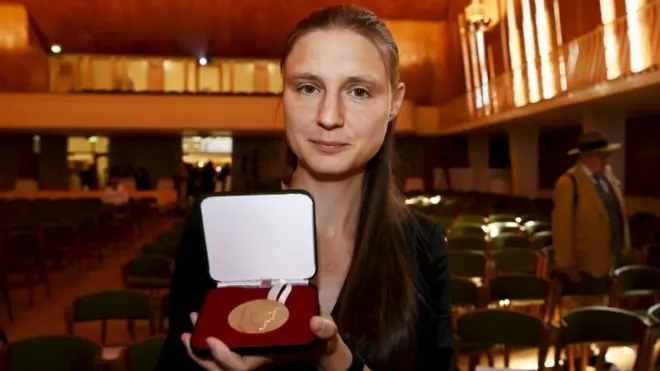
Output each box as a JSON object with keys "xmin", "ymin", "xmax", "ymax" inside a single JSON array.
[{"xmin": 200, "ymin": 191, "xmax": 317, "ymax": 285}]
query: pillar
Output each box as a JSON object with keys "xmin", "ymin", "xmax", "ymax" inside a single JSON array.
[
  {"xmin": 231, "ymin": 136, "xmax": 286, "ymax": 192},
  {"xmin": 468, "ymin": 134, "xmax": 491, "ymax": 192},
  {"xmin": 0, "ymin": 133, "xmax": 37, "ymax": 190},
  {"xmin": 581, "ymin": 109, "xmax": 626, "ymax": 191},
  {"xmin": 108, "ymin": 135, "xmax": 182, "ymax": 189},
  {"xmin": 508, "ymin": 126, "xmax": 540, "ymax": 197},
  {"xmin": 38, "ymin": 135, "xmax": 69, "ymax": 190}
]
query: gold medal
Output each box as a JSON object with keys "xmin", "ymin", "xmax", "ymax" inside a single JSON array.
[
  {"xmin": 227, "ymin": 280, "xmax": 292, "ymax": 334},
  {"xmin": 228, "ymin": 299, "xmax": 290, "ymax": 334}
]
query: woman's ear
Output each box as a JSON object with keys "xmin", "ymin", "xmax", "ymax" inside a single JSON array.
[{"xmin": 390, "ymin": 82, "xmax": 406, "ymax": 120}]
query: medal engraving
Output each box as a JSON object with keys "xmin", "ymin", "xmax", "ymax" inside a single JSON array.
[{"xmin": 228, "ymin": 299, "xmax": 290, "ymax": 334}]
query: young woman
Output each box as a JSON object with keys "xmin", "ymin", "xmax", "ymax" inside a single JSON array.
[{"xmin": 156, "ymin": 5, "xmax": 454, "ymax": 371}]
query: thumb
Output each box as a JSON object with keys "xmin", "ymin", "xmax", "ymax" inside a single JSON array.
[{"xmin": 310, "ymin": 316, "xmax": 337, "ymax": 340}]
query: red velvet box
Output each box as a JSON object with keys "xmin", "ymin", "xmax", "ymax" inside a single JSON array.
[{"xmin": 191, "ymin": 192, "xmax": 319, "ymax": 356}]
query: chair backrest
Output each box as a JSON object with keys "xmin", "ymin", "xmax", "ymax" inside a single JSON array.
[
  {"xmin": 487, "ymin": 274, "xmax": 549, "ymax": 302},
  {"xmin": 448, "ymin": 251, "xmax": 487, "ymax": 278},
  {"xmin": 555, "ymin": 272, "xmax": 611, "ymax": 297},
  {"xmin": 531, "ymin": 231, "xmax": 552, "ymax": 249},
  {"xmin": 559, "ymin": 306, "xmax": 656, "ymax": 371},
  {"xmin": 450, "ymin": 277, "xmax": 480, "ymax": 307},
  {"xmin": 455, "ymin": 215, "xmax": 487, "ymax": 225},
  {"xmin": 520, "ymin": 214, "xmax": 548, "ymax": 224},
  {"xmin": 492, "ymin": 249, "xmax": 542, "ymax": 275},
  {"xmin": 450, "ymin": 223, "xmax": 486, "ymax": 238},
  {"xmin": 447, "ymin": 235, "xmax": 487, "ymax": 252},
  {"xmin": 121, "ymin": 336, "xmax": 166, "ymax": 371},
  {"xmin": 525, "ymin": 222, "xmax": 552, "ymax": 236},
  {"xmin": 647, "ymin": 303, "xmax": 660, "ymax": 323},
  {"xmin": 491, "ymin": 233, "xmax": 528, "ymax": 249},
  {"xmin": 560, "ymin": 306, "xmax": 653, "ymax": 345},
  {"xmin": 613, "ymin": 265, "xmax": 660, "ymax": 294},
  {"xmin": 457, "ymin": 309, "xmax": 549, "ymax": 348},
  {"xmin": 123, "ymin": 256, "xmax": 174, "ymax": 279},
  {"xmin": 70, "ymin": 290, "xmax": 152, "ymax": 322},
  {"xmin": 3, "ymin": 335, "xmax": 100, "ymax": 371},
  {"xmin": 487, "ymin": 214, "xmax": 517, "ymax": 223}
]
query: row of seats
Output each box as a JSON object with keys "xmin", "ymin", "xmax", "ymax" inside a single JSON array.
[
  {"xmin": 410, "ymin": 191, "xmax": 660, "ymax": 370},
  {"xmin": 3, "ymin": 190, "xmax": 660, "ymax": 370},
  {"xmin": 0, "ymin": 219, "xmax": 183, "ymax": 370},
  {"xmin": 457, "ymin": 305, "xmax": 660, "ymax": 371},
  {"xmin": 0, "ymin": 198, "xmax": 157, "ymax": 321}
]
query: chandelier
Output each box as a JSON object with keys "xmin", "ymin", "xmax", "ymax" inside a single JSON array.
[{"xmin": 465, "ymin": 0, "xmax": 491, "ymax": 29}]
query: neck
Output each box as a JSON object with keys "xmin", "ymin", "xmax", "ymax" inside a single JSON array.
[
  {"xmin": 289, "ymin": 167, "xmax": 363, "ymax": 239},
  {"xmin": 579, "ymin": 158, "xmax": 603, "ymax": 174}
]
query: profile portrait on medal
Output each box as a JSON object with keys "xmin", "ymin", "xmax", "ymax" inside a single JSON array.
[
  {"xmin": 227, "ymin": 280, "xmax": 292, "ymax": 334},
  {"xmin": 155, "ymin": 4, "xmax": 455, "ymax": 371}
]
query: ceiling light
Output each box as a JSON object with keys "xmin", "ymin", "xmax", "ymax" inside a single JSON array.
[
  {"xmin": 50, "ymin": 44, "xmax": 62, "ymax": 54},
  {"xmin": 198, "ymin": 57, "xmax": 208, "ymax": 66},
  {"xmin": 465, "ymin": 0, "xmax": 491, "ymax": 29}
]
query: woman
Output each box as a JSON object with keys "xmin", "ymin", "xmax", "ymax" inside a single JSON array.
[{"xmin": 156, "ymin": 5, "xmax": 454, "ymax": 371}]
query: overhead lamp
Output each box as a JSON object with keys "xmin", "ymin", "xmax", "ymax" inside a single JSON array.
[
  {"xmin": 465, "ymin": 0, "xmax": 491, "ymax": 29},
  {"xmin": 50, "ymin": 44, "xmax": 62, "ymax": 54},
  {"xmin": 198, "ymin": 57, "xmax": 208, "ymax": 66}
]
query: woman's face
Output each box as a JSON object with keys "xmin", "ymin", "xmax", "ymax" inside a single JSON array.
[{"xmin": 283, "ymin": 29, "xmax": 405, "ymax": 177}]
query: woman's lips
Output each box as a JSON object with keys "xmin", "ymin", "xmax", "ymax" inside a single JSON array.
[{"xmin": 310, "ymin": 140, "xmax": 348, "ymax": 154}]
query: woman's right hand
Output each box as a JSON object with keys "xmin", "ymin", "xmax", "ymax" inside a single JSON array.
[{"xmin": 181, "ymin": 312, "xmax": 275, "ymax": 371}]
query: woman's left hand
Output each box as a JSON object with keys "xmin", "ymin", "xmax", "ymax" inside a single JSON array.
[{"xmin": 309, "ymin": 316, "xmax": 354, "ymax": 371}]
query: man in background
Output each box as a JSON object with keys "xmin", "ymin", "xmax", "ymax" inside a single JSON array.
[
  {"xmin": 553, "ymin": 130, "xmax": 630, "ymax": 287},
  {"xmin": 552, "ymin": 130, "xmax": 630, "ymax": 368}
]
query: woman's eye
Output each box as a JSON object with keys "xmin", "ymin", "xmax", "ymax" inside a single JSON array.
[
  {"xmin": 349, "ymin": 88, "xmax": 370, "ymax": 98},
  {"xmin": 297, "ymin": 85, "xmax": 318, "ymax": 95}
]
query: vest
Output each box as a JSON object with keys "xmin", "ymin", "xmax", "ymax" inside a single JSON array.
[{"xmin": 593, "ymin": 175, "xmax": 625, "ymax": 267}]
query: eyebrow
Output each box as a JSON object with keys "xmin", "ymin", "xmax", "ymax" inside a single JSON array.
[{"xmin": 287, "ymin": 72, "xmax": 380, "ymax": 87}]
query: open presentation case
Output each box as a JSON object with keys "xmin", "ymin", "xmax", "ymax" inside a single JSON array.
[{"xmin": 191, "ymin": 191, "xmax": 320, "ymax": 356}]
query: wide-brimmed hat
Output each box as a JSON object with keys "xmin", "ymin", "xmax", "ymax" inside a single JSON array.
[{"xmin": 567, "ymin": 130, "xmax": 622, "ymax": 155}]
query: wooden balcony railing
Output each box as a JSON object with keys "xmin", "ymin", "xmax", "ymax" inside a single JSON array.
[{"xmin": 439, "ymin": 0, "xmax": 660, "ymax": 128}]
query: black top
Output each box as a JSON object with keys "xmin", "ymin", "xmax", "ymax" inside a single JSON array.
[{"xmin": 155, "ymin": 200, "xmax": 454, "ymax": 371}]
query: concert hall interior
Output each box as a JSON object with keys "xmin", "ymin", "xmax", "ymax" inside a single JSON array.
[{"xmin": 1, "ymin": 0, "xmax": 660, "ymax": 369}]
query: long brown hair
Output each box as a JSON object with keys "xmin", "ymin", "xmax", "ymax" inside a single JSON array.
[{"xmin": 280, "ymin": 5, "xmax": 418, "ymax": 369}]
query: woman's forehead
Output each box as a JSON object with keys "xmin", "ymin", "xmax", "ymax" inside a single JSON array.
[{"xmin": 284, "ymin": 29, "xmax": 389, "ymax": 83}]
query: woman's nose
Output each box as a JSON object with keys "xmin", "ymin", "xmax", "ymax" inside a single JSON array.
[{"xmin": 317, "ymin": 93, "xmax": 343, "ymax": 129}]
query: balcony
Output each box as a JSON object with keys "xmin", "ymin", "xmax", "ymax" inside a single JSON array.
[
  {"xmin": 438, "ymin": 0, "xmax": 660, "ymax": 133},
  {"xmin": 1, "ymin": 53, "xmax": 427, "ymax": 133},
  {"xmin": 48, "ymin": 55, "xmax": 283, "ymax": 95}
]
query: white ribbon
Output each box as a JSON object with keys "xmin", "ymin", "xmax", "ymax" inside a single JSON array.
[
  {"xmin": 266, "ymin": 279, "xmax": 292, "ymax": 304},
  {"xmin": 277, "ymin": 283, "xmax": 292, "ymax": 304}
]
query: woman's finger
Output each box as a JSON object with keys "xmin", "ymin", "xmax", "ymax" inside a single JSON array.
[
  {"xmin": 181, "ymin": 333, "xmax": 223, "ymax": 371},
  {"xmin": 190, "ymin": 312, "xmax": 199, "ymax": 326},
  {"xmin": 310, "ymin": 316, "xmax": 338, "ymax": 340},
  {"xmin": 206, "ymin": 337, "xmax": 249, "ymax": 370}
]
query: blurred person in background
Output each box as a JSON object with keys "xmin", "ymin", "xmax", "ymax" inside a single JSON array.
[
  {"xmin": 102, "ymin": 177, "xmax": 129, "ymax": 206},
  {"xmin": 552, "ymin": 130, "xmax": 630, "ymax": 368},
  {"xmin": 201, "ymin": 162, "xmax": 217, "ymax": 194},
  {"xmin": 217, "ymin": 162, "xmax": 231, "ymax": 192}
]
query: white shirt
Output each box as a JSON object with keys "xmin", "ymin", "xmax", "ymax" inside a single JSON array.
[{"xmin": 579, "ymin": 163, "xmax": 610, "ymax": 193}]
